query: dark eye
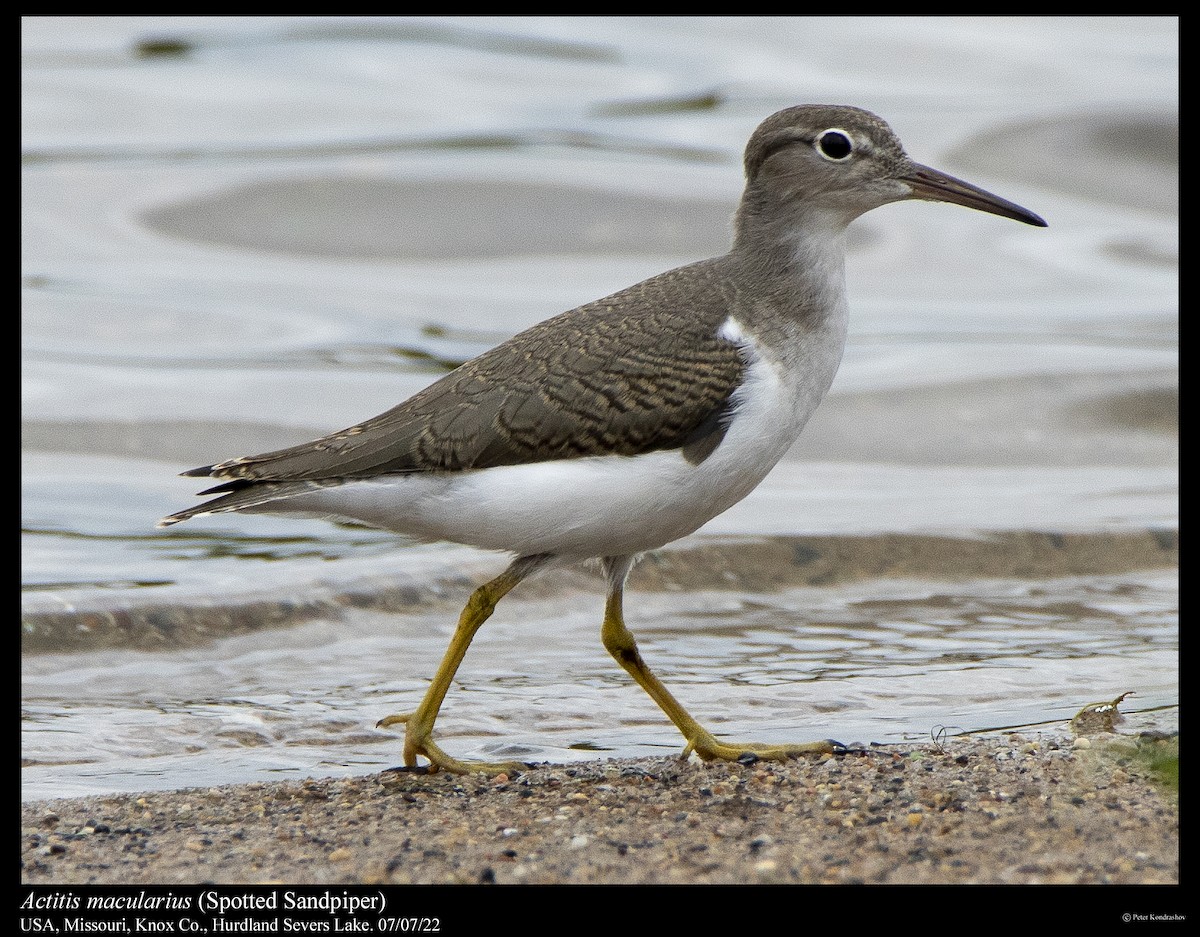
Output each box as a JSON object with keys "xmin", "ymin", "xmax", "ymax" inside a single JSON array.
[{"xmin": 815, "ymin": 129, "xmax": 853, "ymax": 161}]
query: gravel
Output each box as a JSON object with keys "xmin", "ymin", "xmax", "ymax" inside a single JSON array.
[{"xmin": 21, "ymin": 731, "xmax": 1177, "ymax": 886}]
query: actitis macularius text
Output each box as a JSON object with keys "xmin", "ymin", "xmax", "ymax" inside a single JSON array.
[{"xmin": 161, "ymin": 105, "xmax": 1046, "ymax": 774}]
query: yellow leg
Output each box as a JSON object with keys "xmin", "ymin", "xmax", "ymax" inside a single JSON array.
[
  {"xmin": 600, "ymin": 556, "xmax": 840, "ymax": 764},
  {"xmin": 377, "ymin": 554, "xmax": 550, "ymax": 775}
]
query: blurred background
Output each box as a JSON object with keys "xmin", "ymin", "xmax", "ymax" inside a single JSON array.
[{"xmin": 22, "ymin": 16, "xmax": 1177, "ymax": 799}]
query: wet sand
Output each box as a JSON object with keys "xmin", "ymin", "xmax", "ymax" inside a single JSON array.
[{"xmin": 22, "ymin": 730, "xmax": 1177, "ymax": 886}]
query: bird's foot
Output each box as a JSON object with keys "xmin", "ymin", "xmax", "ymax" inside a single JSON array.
[
  {"xmin": 376, "ymin": 711, "xmax": 530, "ymax": 776},
  {"xmin": 682, "ymin": 727, "xmax": 843, "ymax": 764}
]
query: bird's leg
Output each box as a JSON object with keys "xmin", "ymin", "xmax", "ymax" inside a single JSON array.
[
  {"xmin": 377, "ymin": 553, "xmax": 551, "ymax": 775},
  {"xmin": 600, "ymin": 555, "xmax": 840, "ymax": 764}
]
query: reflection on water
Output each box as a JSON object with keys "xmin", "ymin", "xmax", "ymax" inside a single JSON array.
[
  {"xmin": 21, "ymin": 568, "xmax": 1176, "ymax": 801},
  {"xmin": 140, "ymin": 178, "xmax": 735, "ymax": 260}
]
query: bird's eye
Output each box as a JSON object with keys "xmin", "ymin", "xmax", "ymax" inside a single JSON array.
[{"xmin": 815, "ymin": 129, "xmax": 853, "ymax": 162}]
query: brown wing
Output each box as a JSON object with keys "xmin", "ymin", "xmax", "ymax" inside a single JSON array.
[{"xmin": 188, "ymin": 258, "xmax": 747, "ymax": 492}]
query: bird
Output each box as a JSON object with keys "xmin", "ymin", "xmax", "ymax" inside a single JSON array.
[{"xmin": 159, "ymin": 105, "xmax": 1047, "ymax": 775}]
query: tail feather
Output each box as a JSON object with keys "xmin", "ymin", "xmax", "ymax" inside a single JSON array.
[{"xmin": 157, "ymin": 479, "xmax": 342, "ymax": 528}]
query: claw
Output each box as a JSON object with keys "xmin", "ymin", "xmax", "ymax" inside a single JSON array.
[
  {"xmin": 383, "ymin": 764, "xmax": 435, "ymax": 775},
  {"xmin": 376, "ymin": 715, "xmax": 530, "ymax": 776},
  {"xmin": 683, "ymin": 728, "xmax": 840, "ymax": 765}
]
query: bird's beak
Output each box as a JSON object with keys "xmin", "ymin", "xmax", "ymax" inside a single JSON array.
[{"xmin": 901, "ymin": 162, "xmax": 1047, "ymax": 227}]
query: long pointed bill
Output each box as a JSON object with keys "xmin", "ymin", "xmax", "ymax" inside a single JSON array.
[{"xmin": 902, "ymin": 162, "xmax": 1047, "ymax": 227}]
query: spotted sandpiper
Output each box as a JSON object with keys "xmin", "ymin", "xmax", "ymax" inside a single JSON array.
[{"xmin": 160, "ymin": 105, "xmax": 1046, "ymax": 775}]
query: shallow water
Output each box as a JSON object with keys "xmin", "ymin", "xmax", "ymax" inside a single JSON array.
[
  {"xmin": 22, "ymin": 566, "xmax": 1177, "ymax": 800},
  {"xmin": 22, "ymin": 16, "xmax": 1177, "ymax": 800}
]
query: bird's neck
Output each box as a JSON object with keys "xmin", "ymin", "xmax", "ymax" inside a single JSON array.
[{"xmin": 730, "ymin": 191, "xmax": 851, "ymax": 333}]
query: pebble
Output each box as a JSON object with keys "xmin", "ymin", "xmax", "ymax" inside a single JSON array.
[{"xmin": 19, "ymin": 736, "xmax": 1178, "ymax": 886}]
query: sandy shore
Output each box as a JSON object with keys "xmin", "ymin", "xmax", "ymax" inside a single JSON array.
[{"xmin": 22, "ymin": 730, "xmax": 1176, "ymax": 887}]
